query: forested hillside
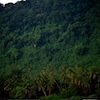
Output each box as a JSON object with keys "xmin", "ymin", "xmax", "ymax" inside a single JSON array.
[
  {"xmin": 0, "ymin": 0, "xmax": 100, "ymax": 74},
  {"xmin": 0, "ymin": 0, "xmax": 100, "ymax": 99}
]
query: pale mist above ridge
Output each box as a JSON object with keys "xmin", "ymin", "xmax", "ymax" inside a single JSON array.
[{"xmin": 0, "ymin": 0, "xmax": 26, "ymax": 5}]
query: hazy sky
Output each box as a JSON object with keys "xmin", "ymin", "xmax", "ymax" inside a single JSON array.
[{"xmin": 0, "ymin": 0, "xmax": 25, "ymax": 4}]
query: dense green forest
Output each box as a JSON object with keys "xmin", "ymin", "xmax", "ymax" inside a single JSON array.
[{"xmin": 0, "ymin": 0, "xmax": 100, "ymax": 99}]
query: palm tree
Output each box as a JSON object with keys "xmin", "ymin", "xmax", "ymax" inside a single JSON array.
[
  {"xmin": 74, "ymin": 66, "xmax": 91, "ymax": 95},
  {"xmin": 35, "ymin": 67, "xmax": 56, "ymax": 96},
  {"xmin": 60, "ymin": 66, "xmax": 75, "ymax": 91},
  {"xmin": 88, "ymin": 66, "xmax": 100, "ymax": 94},
  {"xmin": 60, "ymin": 67, "xmax": 69, "ymax": 90},
  {"xmin": 3, "ymin": 67, "xmax": 23, "ymax": 98}
]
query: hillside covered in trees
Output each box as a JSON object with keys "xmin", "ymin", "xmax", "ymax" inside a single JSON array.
[{"xmin": 0, "ymin": 0, "xmax": 100, "ymax": 99}]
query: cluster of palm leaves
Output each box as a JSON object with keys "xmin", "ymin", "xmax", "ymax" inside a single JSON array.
[{"xmin": 0, "ymin": 66, "xmax": 100, "ymax": 99}]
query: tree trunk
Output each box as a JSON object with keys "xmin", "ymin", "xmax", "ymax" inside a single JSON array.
[{"xmin": 42, "ymin": 87, "xmax": 47, "ymax": 96}]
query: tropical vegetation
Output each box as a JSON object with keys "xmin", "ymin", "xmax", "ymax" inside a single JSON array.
[{"xmin": 0, "ymin": 0, "xmax": 100, "ymax": 99}]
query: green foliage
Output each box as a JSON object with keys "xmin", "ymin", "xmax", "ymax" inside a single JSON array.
[
  {"xmin": 0, "ymin": 0, "xmax": 100, "ymax": 99},
  {"xmin": 40, "ymin": 94, "xmax": 59, "ymax": 100},
  {"xmin": 70, "ymin": 96, "xmax": 82, "ymax": 100},
  {"xmin": 10, "ymin": 86, "xmax": 25, "ymax": 99},
  {"xmin": 88, "ymin": 94, "xmax": 98, "ymax": 98},
  {"xmin": 0, "ymin": 0, "xmax": 100, "ymax": 72},
  {"xmin": 59, "ymin": 85, "xmax": 78, "ymax": 99}
]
